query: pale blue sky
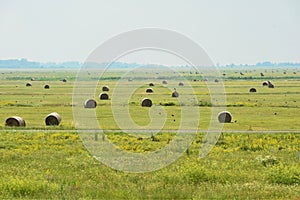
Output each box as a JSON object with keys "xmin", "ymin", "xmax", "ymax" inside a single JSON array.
[{"xmin": 0, "ymin": 0, "xmax": 299, "ymax": 65}]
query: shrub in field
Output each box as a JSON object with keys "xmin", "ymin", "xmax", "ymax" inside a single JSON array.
[
  {"xmin": 267, "ymin": 164, "xmax": 300, "ymax": 185},
  {"xmin": 184, "ymin": 168, "xmax": 210, "ymax": 184},
  {"xmin": 256, "ymin": 155, "xmax": 280, "ymax": 167},
  {"xmin": 159, "ymin": 102, "xmax": 176, "ymax": 106},
  {"xmin": 198, "ymin": 101, "xmax": 212, "ymax": 107}
]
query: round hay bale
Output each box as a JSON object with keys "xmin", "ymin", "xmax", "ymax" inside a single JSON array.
[
  {"xmin": 128, "ymin": 78, "xmax": 133, "ymax": 82},
  {"xmin": 214, "ymin": 79, "xmax": 219, "ymax": 83},
  {"xmin": 5, "ymin": 116, "xmax": 26, "ymax": 127},
  {"xmin": 26, "ymin": 82, "xmax": 32, "ymax": 87},
  {"xmin": 172, "ymin": 91, "xmax": 179, "ymax": 97},
  {"xmin": 44, "ymin": 84, "xmax": 50, "ymax": 89},
  {"xmin": 149, "ymin": 83, "xmax": 155, "ymax": 87},
  {"xmin": 102, "ymin": 86, "xmax": 109, "ymax": 92},
  {"xmin": 84, "ymin": 99, "xmax": 97, "ymax": 108},
  {"xmin": 218, "ymin": 111, "xmax": 232, "ymax": 123},
  {"xmin": 162, "ymin": 80, "xmax": 168, "ymax": 84},
  {"xmin": 249, "ymin": 88, "xmax": 257, "ymax": 93},
  {"xmin": 99, "ymin": 93, "xmax": 109, "ymax": 100},
  {"xmin": 179, "ymin": 82, "xmax": 184, "ymax": 86},
  {"xmin": 45, "ymin": 112, "xmax": 61, "ymax": 126},
  {"xmin": 260, "ymin": 72, "xmax": 264, "ymax": 77},
  {"xmin": 268, "ymin": 81, "xmax": 274, "ymax": 88},
  {"xmin": 262, "ymin": 81, "xmax": 269, "ymax": 86},
  {"xmin": 146, "ymin": 88, "xmax": 153, "ymax": 93},
  {"xmin": 30, "ymin": 77, "xmax": 35, "ymax": 81},
  {"xmin": 62, "ymin": 78, "xmax": 67, "ymax": 82},
  {"xmin": 141, "ymin": 98, "xmax": 152, "ymax": 107},
  {"xmin": 268, "ymin": 84, "xmax": 274, "ymax": 88}
]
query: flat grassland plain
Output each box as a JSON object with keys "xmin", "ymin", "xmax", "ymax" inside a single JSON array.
[{"xmin": 0, "ymin": 67, "xmax": 299, "ymax": 199}]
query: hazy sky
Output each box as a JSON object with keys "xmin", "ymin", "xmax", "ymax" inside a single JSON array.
[{"xmin": 0, "ymin": 0, "xmax": 299, "ymax": 65}]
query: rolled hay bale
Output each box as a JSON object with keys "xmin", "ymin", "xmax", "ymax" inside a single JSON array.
[
  {"xmin": 141, "ymin": 98, "xmax": 152, "ymax": 107},
  {"xmin": 179, "ymin": 82, "xmax": 184, "ymax": 86},
  {"xmin": 268, "ymin": 81, "xmax": 274, "ymax": 88},
  {"xmin": 146, "ymin": 88, "xmax": 153, "ymax": 93},
  {"xmin": 149, "ymin": 83, "xmax": 155, "ymax": 87},
  {"xmin": 84, "ymin": 99, "xmax": 97, "ymax": 108},
  {"xmin": 26, "ymin": 82, "xmax": 32, "ymax": 87},
  {"xmin": 5, "ymin": 116, "xmax": 26, "ymax": 127},
  {"xmin": 99, "ymin": 93, "xmax": 109, "ymax": 100},
  {"xmin": 162, "ymin": 80, "xmax": 168, "ymax": 84},
  {"xmin": 172, "ymin": 91, "xmax": 179, "ymax": 97},
  {"xmin": 62, "ymin": 78, "xmax": 67, "ymax": 82},
  {"xmin": 102, "ymin": 86, "xmax": 109, "ymax": 92},
  {"xmin": 128, "ymin": 78, "xmax": 133, "ymax": 82},
  {"xmin": 262, "ymin": 81, "xmax": 269, "ymax": 86},
  {"xmin": 260, "ymin": 72, "xmax": 264, "ymax": 77},
  {"xmin": 249, "ymin": 88, "xmax": 257, "ymax": 93},
  {"xmin": 30, "ymin": 77, "xmax": 35, "ymax": 81},
  {"xmin": 45, "ymin": 112, "xmax": 61, "ymax": 126},
  {"xmin": 218, "ymin": 111, "xmax": 232, "ymax": 123},
  {"xmin": 214, "ymin": 79, "xmax": 219, "ymax": 83},
  {"xmin": 44, "ymin": 84, "xmax": 50, "ymax": 89}
]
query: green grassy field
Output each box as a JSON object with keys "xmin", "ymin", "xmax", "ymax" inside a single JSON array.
[{"xmin": 0, "ymin": 67, "xmax": 300, "ymax": 199}]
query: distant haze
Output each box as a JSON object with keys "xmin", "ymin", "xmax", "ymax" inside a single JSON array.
[{"xmin": 0, "ymin": 0, "xmax": 299, "ymax": 65}]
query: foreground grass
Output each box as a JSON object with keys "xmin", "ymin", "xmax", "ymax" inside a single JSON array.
[{"xmin": 0, "ymin": 131, "xmax": 299, "ymax": 199}]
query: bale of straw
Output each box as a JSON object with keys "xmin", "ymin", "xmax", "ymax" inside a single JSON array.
[
  {"xmin": 268, "ymin": 81, "xmax": 274, "ymax": 88},
  {"xmin": 262, "ymin": 81, "xmax": 268, "ymax": 86},
  {"xmin": 62, "ymin": 78, "xmax": 67, "ymax": 82},
  {"xmin": 249, "ymin": 88, "xmax": 257, "ymax": 92},
  {"xmin": 84, "ymin": 99, "xmax": 97, "ymax": 108},
  {"xmin": 45, "ymin": 112, "xmax": 61, "ymax": 126},
  {"xmin": 162, "ymin": 80, "xmax": 168, "ymax": 84},
  {"xmin": 178, "ymin": 82, "xmax": 184, "ymax": 86},
  {"xmin": 141, "ymin": 98, "xmax": 152, "ymax": 107},
  {"xmin": 146, "ymin": 88, "xmax": 154, "ymax": 93},
  {"xmin": 44, "ymin": 84, "xmax": 50, "ymax": 89},
  {"xmin": 26, "ymin": 82, "xmax": 32, "ymax": 87},
  {"xmin": 102, "ymin": 86, "xmax": 109, "ymax": 92},
  {"xmin": 5, "ymin": 116, "xmax": 26, "ymax": 127},
  {"xmin": 172, "ymin": 91, "xmax": 179, "ymax": 97},
  {"xmin": 218, "ymin": 111, "xmax": 232, "ymax": 123},
  {"xmin": 149, "ymin": 83, "xmax": 155, "ymax": 87},
  {"xmin": 99, "ymin": 93, "xmax": 109, "ymax": 100}
]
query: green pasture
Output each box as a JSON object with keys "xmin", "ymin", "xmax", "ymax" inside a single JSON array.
[
  {"xmin": 0, "ymin": 68, "xmax": 300, "ymax": 131},
  {"xmin": 0, "ymin": 67, "xmax": 300, "ymax": 199}
]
